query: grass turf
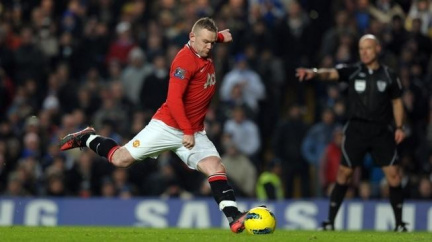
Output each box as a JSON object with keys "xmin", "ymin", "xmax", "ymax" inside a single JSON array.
[{"xmin": 0, "ymin": 227, "xmax": 431, "ymax": 242}]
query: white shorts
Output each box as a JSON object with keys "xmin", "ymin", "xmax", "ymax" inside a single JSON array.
[{"xmin": 124, "ymin": 119, "xmax": 220, "ymax": 170}]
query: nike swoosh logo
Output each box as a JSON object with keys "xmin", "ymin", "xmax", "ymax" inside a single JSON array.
[
  {"xmin": 200, "ymin": 68, "xmax": 205, "ymax": 72},
  {"xmin": 96, "ymin": 143, "xmax": 101, "ymax": 154},
  {"xmin": 222, "ymin": 189, "xmax": 233, "ymax": 194}
]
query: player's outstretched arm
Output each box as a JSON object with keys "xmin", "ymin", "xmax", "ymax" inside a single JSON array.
[
  {"xmin": 296, "ymin": 68, "xmax": 339, "ymax": 82},
  {"xmin": 218, "ymin": 29, "xmax": 233, "ymax": 43}
]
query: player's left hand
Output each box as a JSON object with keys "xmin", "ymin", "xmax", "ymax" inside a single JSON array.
[
  {"xmin": 394, "ymin": 129, "xmax": 405, "ymax": 144},
  {"xmin": 219, "ymin": 29, "xmax": 233, "ymax": 43}
]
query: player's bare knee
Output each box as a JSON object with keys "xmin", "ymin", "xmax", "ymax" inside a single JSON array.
[
  {"xmin": 112, "ymin": 158, "xmax": 132, "ymax": 168},
  {"xmin": 111, "ymin": 148, "xmax": 134, "ymax": 168},
  {"xmin": 197, "ymin": 156, "xmax": 224, "ymax": 176}
]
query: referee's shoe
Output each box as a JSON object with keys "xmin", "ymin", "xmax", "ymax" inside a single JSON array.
[
  {"xmin": 394, "ymin": 222, "xmax": 408, "ymax": 232},
  {"xmin": 319, "ymin": 221, "xmax": 334, "ymax": 231}
]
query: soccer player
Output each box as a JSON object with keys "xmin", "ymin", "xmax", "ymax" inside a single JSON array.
[
  {"xmin": 60, "ymin": 17, "xmax": 247, "ymax": 233},
  {"xmin": 296, "ymin": 34, "xmax": 408, "ymax": 232}
]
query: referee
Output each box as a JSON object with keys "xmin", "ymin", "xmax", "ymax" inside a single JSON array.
[{"xmin": 296, "ymin": 34, "xmax": 407, "ymax": 232}]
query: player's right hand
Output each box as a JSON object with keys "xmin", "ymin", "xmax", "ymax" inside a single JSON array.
[
  {"xmin": 182, "ymin": 134, "xmax": 195, "ymax": 150},
  {"xmin": 296, "ymin": 68, "xmax": 315, "ymax": 82}
]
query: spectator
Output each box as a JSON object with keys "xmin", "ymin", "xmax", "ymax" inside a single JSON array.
[
  {"xmin": 112, "ymin": 168, "xmax": 137, "ymax": 196},
  {"xmin": 65, "ymin": 150, "xmax": 112, "ymax": 197},
  {"xmin": 75, "ymin": 19, "xmax": 110, "ymax": 77},
  {"xmin": 21, "ymin": 132, "xmax": 41, "ymax": 160},
  {"xmin": 223, "ymin": 106, "xmax": 261, "ymax": 162},
  {"xmin": 139, "ymin": 53, "xmax": 169, "ymax": 114},
  {"xmin": 406, "ymin": 0, "xmax": 432, "ymax": 36},
  {"xmin": 92, "ymin": 86, "xmax": 129, "ymax": 134},
  {"xmin": 221, "ymin": 136, "xmax": 257, "ymax": 197},
  {"xmin": 219, "ymin": 53, "xmax": 265, "ymax": 117},
  {"xmin": 45, "ymin": 174, "xmax": 68, "ymax": 197},
  {"xmin": 14, "ymin": 27, "xmax": 47, "ymax": 85},
  {"xmin": 358, "ymin": 181, "xmax": 372, "ymax": 200},
  {"xmin": 320, "ymin": 127, "xmax": 343, "ymax": 196},
  {"xmin": 3, "ymin": 172, "xmax": 30, "ymax": 197},
  {"xmin": 368, "ymin": 0, "xmax": 405, "ymax": 25},
  {"xmin": 121, "ymin": 47, "xmax": 153, "ymax": 105},
  {"xmin": 385, "ymin": 15, "xmax": 408, "ymax": 56},
  {"xmin": 321, "ymin": 10, "xmax": 356, "ymax": 59},
  {"xmin": 301, "ymin": 108, "xmax": 338, "ymax": 197},
  {"xmin": 272, "ymin": 104, "xmax": 310, "ymax": 198},
  {"xmin": 256, "ymin": 159, "xmax": 284, "ymax": 201},
  {"xmin": 160, "ymin": 178, "xmax": 194, "ymax": 200},
  {"xmin": 56, "ymin": 63, "xmax": 79, "ymax": 113},
  {"xmin": 412, "ymin": 176, "xmax": 432, "ymax": 199},
  {"xmin": 0, "ymin": 153, "xmax": 7, "ymax": 192},
  {"xmin": 100, "ymin": 177, "xmax": 116, "ymax": 198},
  {"xmin": 105, "ymin": 21, "xmax": 136, "ymax": 65}
]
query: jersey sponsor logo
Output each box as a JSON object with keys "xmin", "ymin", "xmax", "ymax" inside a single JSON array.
[
  {"xmin": 204, "ymin": 73, "xmax": 216, "ymax": 89},
  {"xmin": 377, "ymin": 80, "xmax": 387, "ymax": 92},
  {"xmin": 173, "ymin": 67, "xmax": 186, "ymax": 79},
  {"xmin": 133, "ymin": 140, "xmax": 140, "ymax": 148},
  {"xmin": 354, "ymin": 79, "xmax": 366, "ymax": 92}
]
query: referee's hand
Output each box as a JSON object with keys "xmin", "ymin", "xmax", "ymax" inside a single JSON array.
[
  {"xmin": 395, "ymin": 129, "xmax": 405, "ymax": 144},
  {"xmin": 296, "ymin": 68, "xmax": 315, "ymax": 81}
]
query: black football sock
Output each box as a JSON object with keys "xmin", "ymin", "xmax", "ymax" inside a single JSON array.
[
  {"xmin": 86, "ymin": 135, "xmax": 119, "ymax": 161},
  {"xmin": 80, "ymin": 133, "xmax": 91, "ymax": 144},
  {"xmin": 208, "ymin": 172, "xmax": 241, "ymax": 223},
  {"xmin": 328, "ymin": 183, "xmax": 348, "ymax": 223},
  {"xmin": 389, "ymin": 185, "xmax": 404, "ymax": 225}
]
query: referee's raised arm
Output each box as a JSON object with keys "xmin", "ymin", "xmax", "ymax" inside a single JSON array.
[{"xmin": 295, "ymin": 67, "xmax": 340, "ymax": 82}]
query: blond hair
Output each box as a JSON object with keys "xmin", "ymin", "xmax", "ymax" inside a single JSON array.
[{"xmin": 191, "ymin": 17, "xmax": 218, "ymax": 34}]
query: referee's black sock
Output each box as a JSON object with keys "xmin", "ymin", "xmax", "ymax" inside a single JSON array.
[
  {"xmin": 389, "ymin": 185, "xmax": 404, "ymax": 225},
  {"xmin": 328, "ymin": 183, "xmax": 348, "ymax": 223}
]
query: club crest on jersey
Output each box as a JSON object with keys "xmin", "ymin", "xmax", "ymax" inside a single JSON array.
[
  {"xmin": 377, "ymin": 80, "xmax": 387, "ymax": 92},
  {"xmin": 174, "ymin": 67, "xmax": 186, "ymax": 79}
]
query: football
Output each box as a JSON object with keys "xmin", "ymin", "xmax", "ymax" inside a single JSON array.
[{"xmin": 244, "ymin": 206, "xmax": 276, "ymax": 235}]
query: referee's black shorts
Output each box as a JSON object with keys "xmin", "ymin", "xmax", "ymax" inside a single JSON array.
[{"xmin": 341, "ymin": 119, "xmax": 398, "ymax": 168}]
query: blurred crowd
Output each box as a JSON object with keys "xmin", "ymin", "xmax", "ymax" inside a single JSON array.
[{"xmin": 0, "ymin": 0, "xmax": 431, "ymax": 201}]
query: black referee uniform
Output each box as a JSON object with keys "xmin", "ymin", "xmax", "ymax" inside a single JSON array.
[
  {"xmin": 336, "ymin": 62, "xmax": 403, "ymax": 168},
  {"xmin": 297, "ymin": 34, "xmax": 407, "ymax": 231}
]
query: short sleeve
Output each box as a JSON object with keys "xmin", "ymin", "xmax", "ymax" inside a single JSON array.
[
  {"xmin": 388, "ymin": 70, "xmax": 403, "ymax": 99},
  {"xmin": 335, "ymin": 64, "xmax": 357, "ymax": 83}
]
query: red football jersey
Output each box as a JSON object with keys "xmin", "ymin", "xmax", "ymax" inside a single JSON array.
[{"xmin": 153, "ymin": 43, "xmax": 216, "ymax": 135}]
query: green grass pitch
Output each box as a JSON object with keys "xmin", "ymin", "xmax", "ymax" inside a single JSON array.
[{"xmin": 1, "ymin": 227, "xmax": 431, "ymax": 242}]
